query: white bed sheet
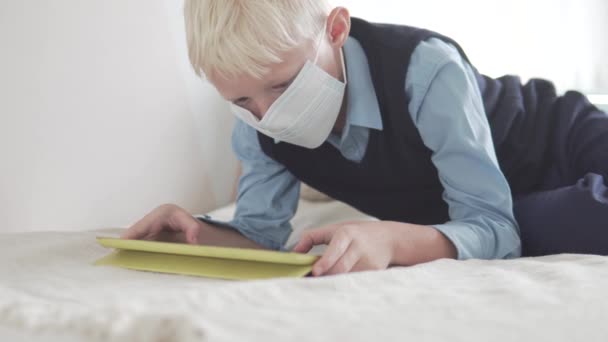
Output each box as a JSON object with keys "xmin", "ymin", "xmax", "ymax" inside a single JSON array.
[{"xmin": 1, "ymin": 200, "xmax": 608, "ymax": 342}]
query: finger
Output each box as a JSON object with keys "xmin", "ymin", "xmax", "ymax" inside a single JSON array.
[
  {"xmin": 291, "ymin": 223, "xmax": 342, "ymax": 253},
  {"xmin": 169, "ymin": 209, "xmax": 202, "ymax": 245},
  {"xmin": 350, "ymin": 258, "xmax": 370, "ymax": 273},
  {"xmin": 291, "ymin": 236, "xmax": 314, "ymax": 254},
  {"xmin": 312, "ymin": 230, "xmax": 353, "ymax": 276},
  {"xmin": 120, "ymin": 209, "xmax": 164, "ymax": 240},
  {"xmin": 140, "ymin": 231, "xmax": 158, "ymax": 241},
  {"xmin": 325, "ymin": 244, "xmax": 361, "ymax": 276}
]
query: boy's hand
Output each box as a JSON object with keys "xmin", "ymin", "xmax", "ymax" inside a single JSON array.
[
  {"xmin": 120, "ymin": 204, "xmax": 204, "ymax": 244},
  {"xmin": 292, "ymin": 221, "xmax": 397, "ymax": 276},
  {"xmin": 120, "ymin": 203, "xmax": 265, "ymax": 249},
  {"xmin": 292, "ymin": 221, "xmax": 457, "ymax": 276}
]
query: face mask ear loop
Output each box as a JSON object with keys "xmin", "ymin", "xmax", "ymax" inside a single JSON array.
[
  {"xmin": 339, "ymin": 48, "xmax": 347, "ymax": 85},
  {"xmin": 312, "ymin": 22, "xmax": 327, "ymax": 64},
  {"xmin": 314, "ymin": 20, "xmax": 347, "ymax": 86}
]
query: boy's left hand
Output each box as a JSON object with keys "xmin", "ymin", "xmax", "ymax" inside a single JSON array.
[{"xmin": 291, "ymin": 221, "xmax": 399, "ymax": 276}]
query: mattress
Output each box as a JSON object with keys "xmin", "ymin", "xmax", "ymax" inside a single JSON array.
[{"xmin": 1, "ymin": 200, "xmax": 607, "ymax": 342}]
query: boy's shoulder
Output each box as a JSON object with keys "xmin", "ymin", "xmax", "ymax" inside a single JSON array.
[
  {"xmin": 410, "ymin": 37, "xmax": 468, "ymax": 69},
  {"xmin": 231, "ymin": 118, "xmax": 264, "ymax": 156}
]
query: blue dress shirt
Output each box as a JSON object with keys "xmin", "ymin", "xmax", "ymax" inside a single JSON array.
[{"xmin": 195, "ymin": 37, "xmax": 522, "ymax": 260}]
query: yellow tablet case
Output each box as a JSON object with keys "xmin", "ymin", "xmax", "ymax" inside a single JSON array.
[{"xmin": 94, "ymin": 237, "xmax": 319, "ymax": 280}]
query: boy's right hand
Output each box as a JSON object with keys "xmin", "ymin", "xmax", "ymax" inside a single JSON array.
[{"xmin": 120, "ymin": 204, "xmax": 204, "ymax": 245}]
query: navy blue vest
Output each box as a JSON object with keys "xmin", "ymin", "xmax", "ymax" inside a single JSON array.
[{"xmin": 257, "ymin": 17, "xmax": 559, "ymax": 225}]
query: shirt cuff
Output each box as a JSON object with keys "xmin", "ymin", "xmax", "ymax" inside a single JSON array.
[
  {"xmin": 432, "ymin": 222, "xmax": 522, "ymax": 260},
  {"xmin": 431, "ymin": 222, "xmax": 481, "ymax": 260},
  {"xmin": 192, "ymin": 214, "xmax": 289, "ymax": 251}
]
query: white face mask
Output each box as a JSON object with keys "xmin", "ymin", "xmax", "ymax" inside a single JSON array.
[{"xmin": 229, "ymin": 28, "xmax": 347, "ymax": 149}]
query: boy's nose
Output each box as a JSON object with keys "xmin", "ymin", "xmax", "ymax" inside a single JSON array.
[{"xmin": 252, "ymin": 98, "xmax": 275, "ymax": 119}]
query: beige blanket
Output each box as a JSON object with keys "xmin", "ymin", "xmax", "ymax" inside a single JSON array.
[{"xmin": 1, "ymin": 200, "xmax": 607, "ymax": 342}]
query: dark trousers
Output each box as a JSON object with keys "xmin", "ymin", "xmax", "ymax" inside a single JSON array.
[{"xmin": 514, "ymin": 92, "xmax": 608, "ymax": 256}]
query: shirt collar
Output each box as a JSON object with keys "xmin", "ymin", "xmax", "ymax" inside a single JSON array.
[{"xmin": 341, "ymin": 36, "xmax": 383, "ymax": 131}]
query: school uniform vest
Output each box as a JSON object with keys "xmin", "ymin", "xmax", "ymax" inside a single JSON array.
[{"xmin": 257, "ymin": 17, "xmax": 559, "ymax": 225}]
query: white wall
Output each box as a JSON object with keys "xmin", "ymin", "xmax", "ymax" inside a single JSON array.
[
  {"xmin": 0, "ymin": 0, "xmax": 605, "ymax": 233},
  {"xmin": 0, "ymin": 0, "xmax": 238, "ymax": 232},
  {"xmin": 338, "ymin": 0, "xmax": 608, "ymax": 94}
]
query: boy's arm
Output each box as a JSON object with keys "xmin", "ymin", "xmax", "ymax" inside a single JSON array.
[
  {"xmin": 404, "ymin": 38, "xmax": 521, "ymax": 260},
  {"xmin": 193, "ymin": 118, "xmax": 300, "ymax": 251}
]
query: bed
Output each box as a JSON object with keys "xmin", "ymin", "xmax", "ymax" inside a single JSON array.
[{"xmin": 1, "ymin": 199, "xmax": 608, "ymax": 342}]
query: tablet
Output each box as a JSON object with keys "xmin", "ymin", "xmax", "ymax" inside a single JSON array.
[
  {"xmin": 94, "ymin": 236, "xmax": 320, "ymax": 280},
  {"xmin": 96, "ymin": 237, "xmax": 318, "ymax": 265}
]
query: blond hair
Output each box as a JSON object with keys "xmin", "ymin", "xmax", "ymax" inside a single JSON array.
[{"xmin": 184, "ymin": 0, "xmax": 331, "ymax": 79}]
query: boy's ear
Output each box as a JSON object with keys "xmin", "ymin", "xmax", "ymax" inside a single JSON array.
[{"xmin": 326, "ymin": 7, "xmax": 351, "ymax": 48}]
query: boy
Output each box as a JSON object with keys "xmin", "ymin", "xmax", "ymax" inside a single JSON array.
[{"xmin": 122, "ymin": 0, "xmax": 608, "ymax": 277}]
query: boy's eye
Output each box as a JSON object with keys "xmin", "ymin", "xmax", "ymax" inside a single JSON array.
[
  {"xmin": 272, "ymin": 80, "xmax": 293, "ymax": 90},
  {"xmin": 234, "ymin": 97, "xmax": 249, "ymax": 106}
]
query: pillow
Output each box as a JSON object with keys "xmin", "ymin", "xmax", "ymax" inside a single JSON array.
[{"xmin": 300, "ymin": 183, "xmax": 334, "ymax": 202}]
